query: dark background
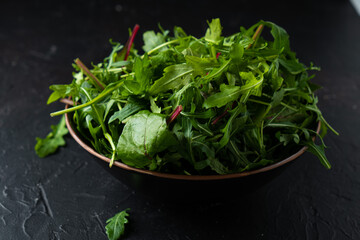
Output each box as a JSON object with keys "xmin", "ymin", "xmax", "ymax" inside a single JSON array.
[{"xmin": 1, "ymin": 0, "xmax": 360, "ymax": 239}]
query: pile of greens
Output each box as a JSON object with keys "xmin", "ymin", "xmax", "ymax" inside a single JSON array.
[{"xmin": 36, "ymin": 19, "xmax": 337, "ymax": 175}]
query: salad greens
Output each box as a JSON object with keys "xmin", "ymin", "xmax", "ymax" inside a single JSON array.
[
  {"xmin": 105, "ymin": 208, "xmax": 130, "ymax": 240},
  {"xmin": 35, "ymin": 116, "xmax": 68, "ymax": 158},
  {"xmin": 38, "ymin": 18, "xmax": 338, "ymax": 175}
]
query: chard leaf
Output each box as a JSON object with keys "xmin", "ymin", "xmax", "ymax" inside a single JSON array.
[
  {"xmin": 205, "ymin": 18, "xmax": 223, "ymax": 45},
  {"xmin": 149, "ymin": 64, "xmax": 194, "ymax": 95},
  {"xmin": 105, "ymin": 208, "xmax": 130, "ymax": 240},
  {"xmin": 35, "ymin": 116, "xmax": 68, "ymax": 158},
  {"xmin": 116, "ymin": 111, "xmax": 176, "ymax": 168}
]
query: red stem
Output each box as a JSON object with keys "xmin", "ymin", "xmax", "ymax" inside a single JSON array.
[
  {"xmin": 124, "ymin": 24, "xmax": 140, "ymax": 60},
  {"xmin": 167, "ymin": 105, "xmax": 183, "ymax": 125},
  {"xmin": 211, "ymin": 102, "xmax": 237, "ymax": 125},
  {"xmin": 211, "ymin": 109, "xmax": 229, "ymax": 125},
  {"xmin": 75, "ymin": 58, "xmax": 105, "ymax": 89}
]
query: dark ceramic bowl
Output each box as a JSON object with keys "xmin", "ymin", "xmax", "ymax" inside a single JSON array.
[{"xmin": 65, "ymin": 108, "xmax": 321, "ymax": 202}]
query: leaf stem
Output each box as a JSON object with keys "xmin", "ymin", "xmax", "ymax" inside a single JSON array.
[
  {"xmin": 167, "ymin": 105, "xmax": 183, "ymax": 125},
  {"xmin": 75, "ymin": 58, "xmax": 105, "ymax": 89},
  {"xmin": 124, "ymin": 24, "xmax": 140, "ymax": 60},
  {"xmin": 146, "ymin": 37, "xmax": 190, "ymax": 56},
  {"xmin": 246, "ymin": 24, "xmax": 264, "ymax": 49},
  {"xmin": 50, "ymin": 81, "xmax": 124, "ymax": 117}
]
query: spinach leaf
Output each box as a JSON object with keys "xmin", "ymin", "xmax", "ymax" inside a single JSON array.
[{"xmin": 116, "ymin": 111, "xmax": 176, "ymax": 168}]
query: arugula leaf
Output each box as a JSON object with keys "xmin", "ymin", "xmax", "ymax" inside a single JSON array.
[
  {"xmin": 264, "ymin": 21, "xmax": 290, "ymax": 51},
  {"xmin": 47, "ymin": 80, "xmax": 79, "ymax": 104},
  {"xmin": 108, "ymin": 97, "xmax": 147, "ymax": 124},
  {"xmin": 143, "ymin": 30, "xmax": 167, "ymax": 52},
  {"xmin": 278, "ymin": 58, "xmax": 305, "ymax": 74},
  {"xmin": 205, "ymin": 18, "xmax": 223, "ymax": 45},
  {"xmin": 35, "ymin": 116, "xmax": 68, "ymax": 158},
  {"xmin": 306, "ymin": 140, "xmax": 331, "ymax": 169},
  {"xmin": 105, "ymin": 208, "xmax": 130, "ymax": 240},
  {"xmin": 149, "ymin": 64, "xmax": 194, "ymax": 95},
  {"xmin": 203, "ymin": 84, "xmax": 241, "ymax": 108},
  {"xmin": 116, "ymin": 111, "xmax": 176, "ymax": 168}
]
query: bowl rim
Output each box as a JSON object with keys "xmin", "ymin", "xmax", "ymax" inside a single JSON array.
[{"xmin": 64, "ymin": 107, "xmax": 321, "ymax": 181}]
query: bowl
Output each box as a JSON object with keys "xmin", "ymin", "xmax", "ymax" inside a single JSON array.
[{"xmin": 64, "ymin": 107, "xmax": 321, "ymax": 203}]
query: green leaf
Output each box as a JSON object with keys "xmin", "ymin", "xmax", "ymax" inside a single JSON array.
[
  {"xmin": 203, "ymin": 70, "xmax": 264, "ymax": 108},
  {"xmin": 203, "ymin": 84, "xmax": 240, "ymax": 108},
  {"xmin": 108, "ymin": 97, "xmax": 147, "ymax": 124},
  {"xmin": 241, "ymin": 159, "xmax": 274, "ymax": 172},
  {"xmin": 185, "ymin": 55, "xmax": 218, "ymax": 76},
  {"xmin": 264, "ymin": 21, "xmax": 290, "ymax": 51},
  {"xmin": 149, "ymin": 64, "xmax": 194, "ymax": 95},
  {"xmin": 47, "ymin": 80, "xmax": 79, "ymax": 104},
  {"xmin": 205, "ymin": 18, "xmax": 223, "ymax": 45},
  {"xmin": 218, "ymin": 105, "xmax": 246, "ymax": 149},
  {"xmin": 143, "ymin": 31, "xmax": 167, "ymax": 52},
  {"xmin": 203, "ymin": 59, "xmax": 231, "ymax": 82},
  {"xmin": 278, "ymin": 58, "xmax": 305, "ymax": 74},
  {"xmin": 276, "ymin": 132, "xmax": 300, "ymax": 146},
  {"xmin": 208, "ymin": 157, "xmax": 229, "ymax": 174},
  {"xmin": 35, "ymin": 116, "xmax": 68, "ymax": 158},
  {"xmin": 267, "ymin": 58, "xmax": 283, "ymax": 90},
  {"xmin": 132, "ymin": 54, "xmax": 152, "ymax": 93},
  {"xmin": 271, "ymin": 88, "xmax": 285, "ymax": 107},
  {"xmin": 105, "ymin": 208, "xmax": 130, "ymax": 240},
  {"xmin": 229, "ymin": 43, "xmax": 244, "ymax": 63},
  {"xmin": 239, "ymin": 71, "xmax": 263, "ymax": 98},
  {"xmin": 116, "ymin": 111, "xmax": 176, "ymax": 168},
  {"xmin": 306, "ymin": 140, "xmax": 331, "ymax": 169}
]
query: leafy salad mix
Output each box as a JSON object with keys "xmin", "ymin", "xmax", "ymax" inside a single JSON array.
[{"xmin": 36, "ymin": 18, "xmax": 338, "ymax": 175}]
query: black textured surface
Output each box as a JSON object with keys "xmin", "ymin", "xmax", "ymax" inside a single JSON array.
[{"xmin": 1, "ymin": 0, "xmax": 360, "ymax": 239}]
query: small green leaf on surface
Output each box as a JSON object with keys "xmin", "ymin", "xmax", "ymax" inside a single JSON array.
[
  {"xmin": 35, "ymin": 116, "xmax": 68, "ymax": 158},
  {"xmin": 105, "ymin": 208, "xmax": 130, "ymax": 240}
]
